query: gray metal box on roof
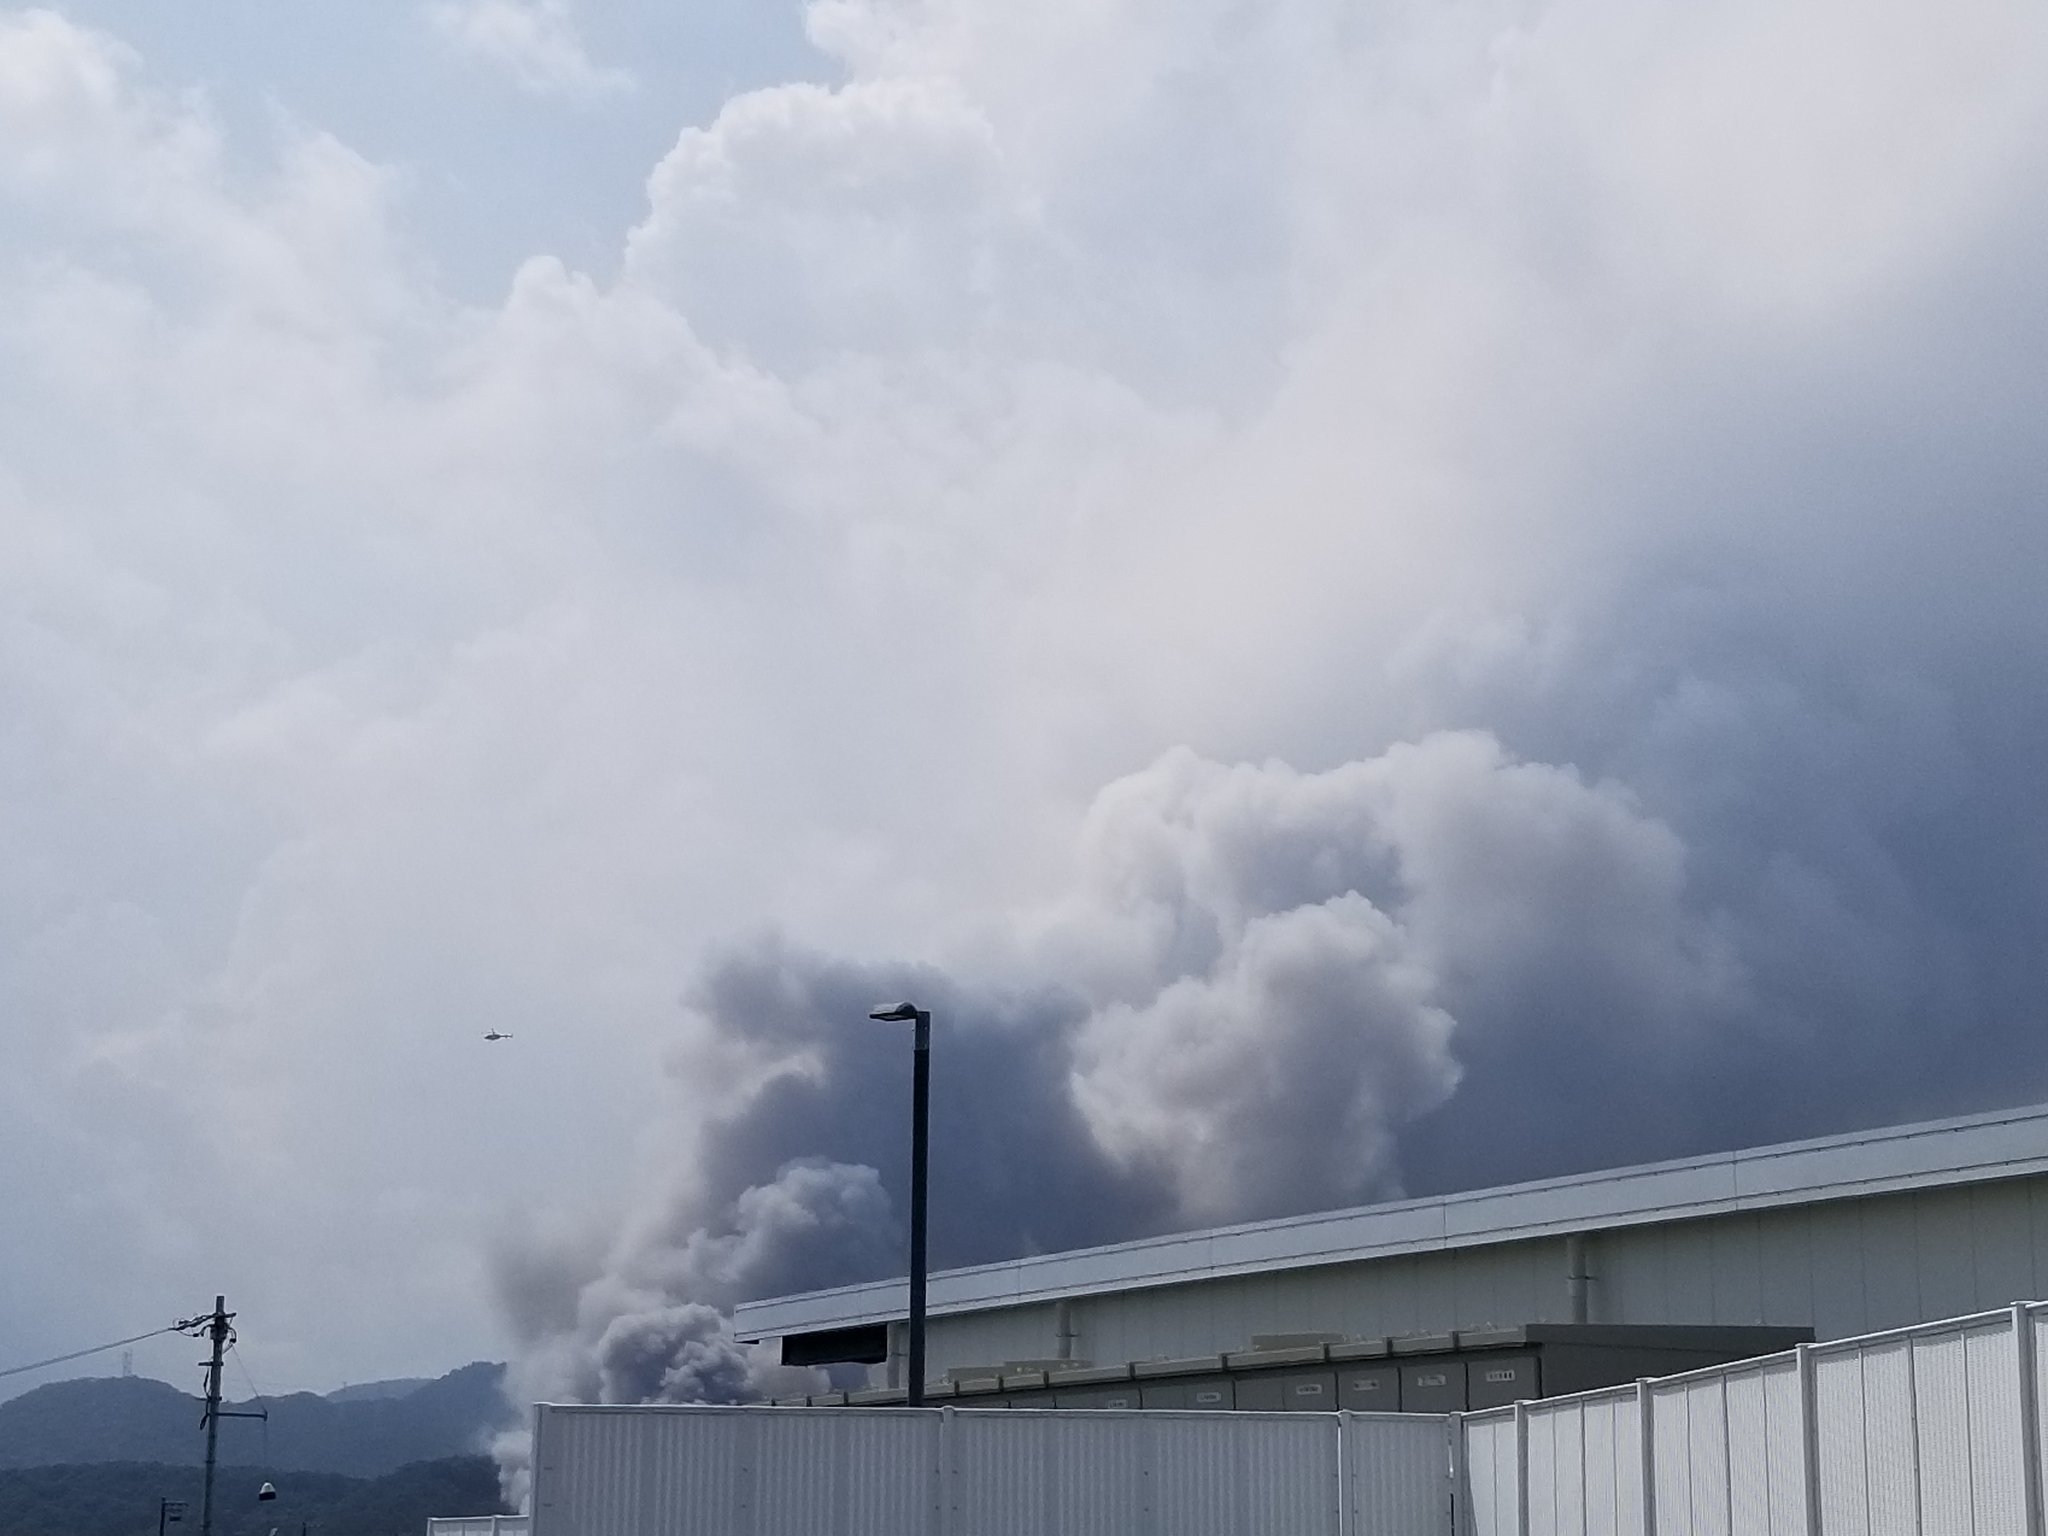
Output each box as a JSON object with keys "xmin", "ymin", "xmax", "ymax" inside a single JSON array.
[
  {"xmin": 1234, "ymin": 1369, "xmax": 1338, "ymax": 1412},
  {"xmin": 1399, "ymin": 1361, "xmax": 1466, "ymax": 1412},
  {"xmin": 1053, "ymin": 1381, "xmax": 1141, "ymax": 1409},
  {"xmin": 1335, "ymin": 1363, "xmax": 1398, "ymax": 1411},
  {"xmin": 1465, "ymin": 1353, "xmax": 1539, "ymax": 1410},
  {"xmin": 1138, "ymin": 1375, "xmax": 1234, "ymax": 1410}
]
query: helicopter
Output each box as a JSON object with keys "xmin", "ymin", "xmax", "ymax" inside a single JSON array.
[{"xmin": 483, "ymin": 1030, "xmax": 514, "ymax": 1042}]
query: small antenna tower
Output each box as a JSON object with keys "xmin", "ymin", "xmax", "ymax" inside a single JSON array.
[{"xmin": 121, "ymin": 1350, "xmax": 134, "ymax": 1377}]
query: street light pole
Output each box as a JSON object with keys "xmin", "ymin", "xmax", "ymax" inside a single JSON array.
[{"xmin": 869, "ymin": 1003, "xmax": 932, "ymax": 1406}]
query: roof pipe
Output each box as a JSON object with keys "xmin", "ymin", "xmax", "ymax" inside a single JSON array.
[
  {"xmin": 1566, "ymin": 1233, "xmax": 1591, "ymax": 1324},
  {"xmin": 1054, "ymin": 1299, "xmax": 1078, "ymax": 1361}
]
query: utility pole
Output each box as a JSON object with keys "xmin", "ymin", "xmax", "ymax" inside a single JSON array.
[
  {"xmin": 198, "ymin": 1296, "xmax": 230, "ymax": 1536},
  {"xmin": 174, "ymin": 1296, "xmax": 264, "ymax": 1536}
]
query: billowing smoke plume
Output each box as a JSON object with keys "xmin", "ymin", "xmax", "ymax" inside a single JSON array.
[
  {"xmin": 497, "ymin": 674, "xmax": 2048, "ymax": 1500},
  {"xmin": 490, "ymin": 726, "xmax": 1771, "ymax": 1494}
]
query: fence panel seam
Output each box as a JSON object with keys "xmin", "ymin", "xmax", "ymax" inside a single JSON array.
[{"xmin": 2018, "ymin": 1305, "xmax": 2046, "ymax": 1536}]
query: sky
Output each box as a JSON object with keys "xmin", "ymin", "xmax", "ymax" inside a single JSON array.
[{"xmin": 3, "ymin": 0, "xmax": 2048, "ymax": 1421}]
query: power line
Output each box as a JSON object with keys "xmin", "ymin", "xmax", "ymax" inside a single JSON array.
[
  {"xmin": 0, "ymin": 1326, "xmax": 178, "ymax": 1381},
  {"xmin": 228, "ymin": 1339, "xmax": 273, "ymax": 1465},
  {"xmin": 230, "ymin": 1340, "xmax": 268, "ymax": 1411}
]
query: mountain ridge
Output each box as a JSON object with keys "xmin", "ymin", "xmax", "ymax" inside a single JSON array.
[{"xmin": 0, "ymin": 1363, "xmax": 512, "ymax": 1477}]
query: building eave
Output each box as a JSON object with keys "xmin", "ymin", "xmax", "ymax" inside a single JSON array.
[{"xmin": 732, "ymin": 1100, "xmax": 2048, "ymax": 1341}]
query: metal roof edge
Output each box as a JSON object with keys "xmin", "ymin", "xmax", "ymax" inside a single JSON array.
[{"xmin": 731, "ymin": 1099, "xmax": 2048, "ymax": 1339}]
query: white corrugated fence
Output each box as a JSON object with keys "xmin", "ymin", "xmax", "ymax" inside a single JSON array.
[{"xmin": 1469, "ymin": 1301, "xmax": 2048, "ymax": 1536}]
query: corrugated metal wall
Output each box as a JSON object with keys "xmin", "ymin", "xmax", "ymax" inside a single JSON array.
[
  {"xmin": 917, "ymin": 1177, "xmax": 2048, "ymax": 1379},
  {"xmin": 1460, "ymin": 1412, "xmax": 1519, "ymax": 1536},
  {"xmin": 1346, "ymin": 1414, "xmax": 1454, "ymax": 1533},
  {"xmin": 1812, "ymin": 1318, "xmax": 2028, "ymax": 1536},
  {"xmin": 427, "ymin": 1521, "xmax": 530, "ymax": 1536},
  {"xmin": 1523, "ymin": 1388, "xmax": 1645, "ymax": 1536},
  {"xmin": 531, "ymin": 1406, "xmax": 1445, "ymax": 1536},
  {"xmin": 531, "ymin": 1405, "xmax": 946, "ymax": 1536}
]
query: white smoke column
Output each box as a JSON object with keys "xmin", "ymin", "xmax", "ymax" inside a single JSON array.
[{"xmin": 1056, "ymin": 731, "xmax": 1734, "ymax": 1219}]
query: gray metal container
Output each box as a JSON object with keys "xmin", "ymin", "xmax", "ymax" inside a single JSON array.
[
  {"xmin": 1399, "ymin": 1361, "xmax": 1467, "ymax": 1412},
  {"xmin": 1235, "ymin": 1369, "xmax": 1338, "ymax": 1412}
]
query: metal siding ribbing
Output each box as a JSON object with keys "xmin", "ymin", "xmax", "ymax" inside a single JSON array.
[
  {"xmin": 2034, "ymin": 1309, "xmax": 2048, "ymax": 1523},
  {"xmin": 1585, "ymin": 1399, "xmax": 1620, "ymax": 1536},
  {"xmin": 1522, "ymin": 1400, "xmax": 1584, "ymax": 1536},
  {"xmin": 1528, "ymin": 1407, "xmax": 1559, "ymax": 1536},
  {"xmin": 1703, "ymin": 1357, "xmax": 1804, "ymax": 1536},
  {"xmin": 1463, "ymin": 1413, "xmax": 1519, "ymax": 1536},
  {"xmin": 1346, "ymin": 1413, "xmax": 1452, "ymax": 1535},
  {"xmin": 1762, "ymin": 1362, "xmax": 1807, "ymax": 1536},
  {"xmin": 1685, "ymin": 1378, "xmax": 1733, "ymax": 1536},
  {"xmin": 1651, "ymin": 1381, "xmax": 1691, "ymax": 1536},
  {"xmin": 949, "ymin": 1409, "xmax": 1146, "ymax": 1536},
  {"xmin": 1861, "ymin": 1342, "xmax": 1918, "ymax": 1536},
  {"xmin": 1816, "ymin": 1351, "xmax": 1872, "ymax": 1536},
  {"xmin": 532, "ymin": 1407, "xmax": 939, "ymax": 1536},
  {"xmin": 1615, "ymin": 1392, "xmax": 1646, "ymax": 1536},
  {"xmin": 1470, "ymin": 1387, "xmax": 1642, "ymax": 1536},
  {"xmin": 1914, "ymin": 1329, "xmax": 1975, "ymax": 1535},
  {"xmin": 1963, "ymin": 1322, "xmax": 2026, "ymax": 1536},
  {"xmin": 1154, "ymin": 1413, "xmax": 1340, "ymax": 1536},
  {"xmin": 752, "ymin": 1410, "xmax": 941, "ymax": 1536},
  {"xmin": 531, "ymin": 1407, "xmax": 731, "ymax": 1536},
  {"xmin": 946, "ymin": 1409, "xmax": 1343, "ymax": 1536},
  {"xmin": 1727, "ymin": 1369, "xmax": 1771, "ymax": 1536},
  {"xmin": 1589, "ymin": 1394, "xmax": 1642, "ymax": 1536},
  {"xmin": 1556, "ymin": 1403, "xmax": 1588, "ymax": 1536},
  {"xmin": 930, "ymin": 1305, "xmax": 1065, "ymax": 1374}
]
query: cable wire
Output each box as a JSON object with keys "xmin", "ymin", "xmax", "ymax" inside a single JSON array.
[
  {"xmin": 0, "ymin": 1326, "xmax": 178, "ymax": 1381},
  {"xmin": 228, "ymin": 1340, "xmax": 272, "ymax": 1463}
]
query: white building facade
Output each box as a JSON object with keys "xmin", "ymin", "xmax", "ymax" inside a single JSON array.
[{"xmin": 734, "ymin": 1102, "xmax": 2048, "ymax": 1389}]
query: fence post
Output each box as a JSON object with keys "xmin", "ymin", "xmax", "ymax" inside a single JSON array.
[
  {"xmin": 1449, "ymin": 1412, "xmax": 1466, "ymax": 1536},
  {"xmin": 1336, "ymin": 1408, "xmax": 1351, "ymax": 1536},
  {"xmin": 1514, "ymin": 1400, "xmax": 1531, "ymax": 1536},
  {"xmin": 1637, "ymin": 1380, "xmax": 1656, "ymax": 1536},
  {"xmin": 2015, "ymin": 1304, "xmax": 2045, "ymax": 1536},
  {"xmin": 1796, "ymin": 1344, "xmax": 1823, "ymax": 1536}
]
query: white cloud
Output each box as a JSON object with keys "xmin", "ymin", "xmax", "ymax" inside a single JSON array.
[{"xmin": 429, "ymin": 0, "xmax": 633, "ymax": 101}]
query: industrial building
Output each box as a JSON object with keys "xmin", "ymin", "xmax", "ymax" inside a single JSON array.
[{"xmin": 735, "ymin": 1100, "xmax": 2048, "ymax": 1411}]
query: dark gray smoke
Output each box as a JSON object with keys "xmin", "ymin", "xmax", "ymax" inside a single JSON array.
[
  {"xmin": 492, "ymin": 667, "xmax": 2048, "ymax": 1498},
  {"xmin": 594, "ymin": 1303, "xmax": 753, "ymax": 1405}
]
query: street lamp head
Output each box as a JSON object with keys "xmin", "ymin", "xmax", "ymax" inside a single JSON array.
[{"xmin": 869, "ymin": 1002, "xmax": 928, "ymax": 1023}]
